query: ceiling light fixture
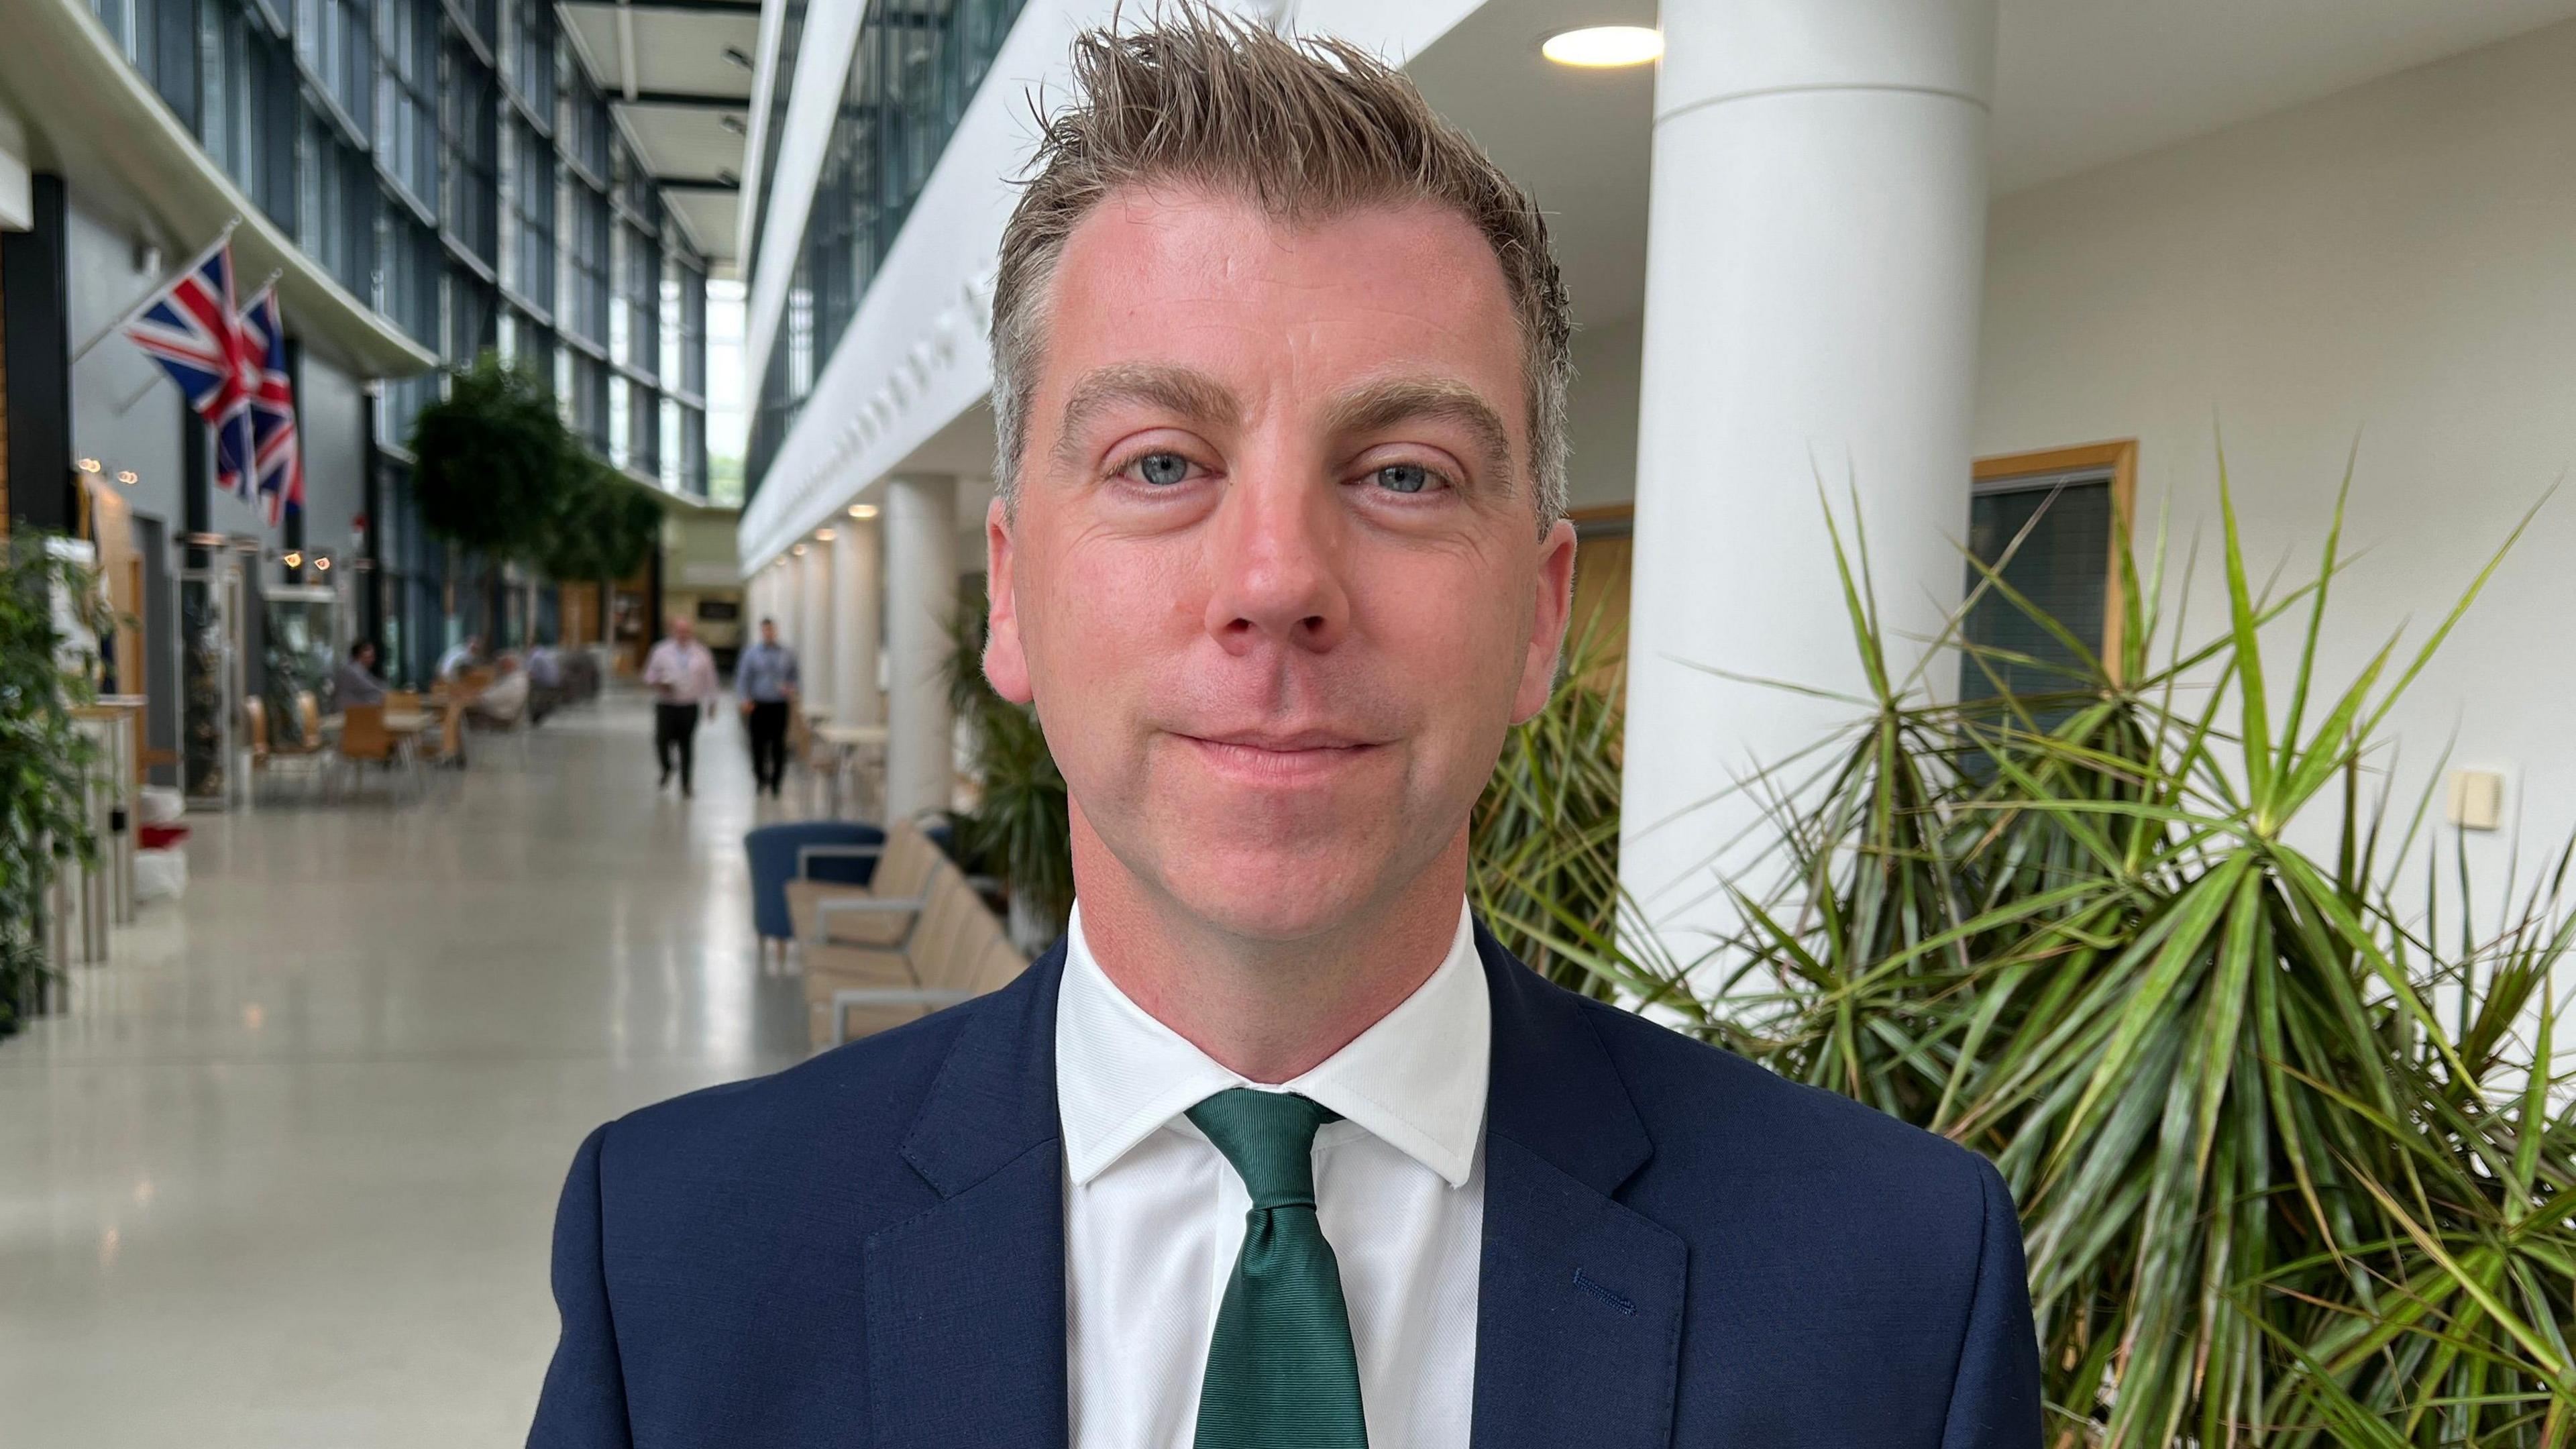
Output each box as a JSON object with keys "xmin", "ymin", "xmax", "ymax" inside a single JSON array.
[
  {"xmin": 847, "ymin": 503, "xmax": 877, "ymax": 519},
  {"xmin": 76, "ymin": 457, "xmax": 102, "ymax": 474},
  {"xmin": 1540, "ymin": 25, "xmax": 1663, "ymax": 68},
  {"xmin": 282, "ymin": 551, "xmax": 303, "ymax": 568},
  {"xmin": 723, "ymin": 45, "xmax": 753, "ymax": 70},
  {"xmin": 312, "ymin": 556, "xmax": 331, "ymax": 572},
  {"xmin": 719, "ymin": 114, "xmax": 747, "ymax": 136},
  {"xmin": 115, "ymin": 470, "xmax": 138, "ymax": 486},
  {"xmin": 814, "ymin": 528, "xmax": 837, "ymax": 542}
]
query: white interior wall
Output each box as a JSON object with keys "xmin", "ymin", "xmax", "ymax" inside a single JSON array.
[
  {"xmin": 1564, "ymin": 313, "xmax": 1643, "ymax": 513},
  {"xmin": 297, "ymin": 353, "xmax": 366, "ymax": 553},
  {"xmin": 1974, "ymin": 18, "xmax": 2576, "ymax": 925}
]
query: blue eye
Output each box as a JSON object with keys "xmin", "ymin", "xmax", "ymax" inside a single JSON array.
[
  {"xmin": 1135, "ymin": 453, "xmax": 1191, "ymax": 486},
  {"xmin": 1373, "ymin": 464, "xmax": 1432, "ymax": 494}
]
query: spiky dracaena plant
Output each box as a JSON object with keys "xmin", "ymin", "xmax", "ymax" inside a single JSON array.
[
  {"xmin": 1527, "ymin": 463, "xmax": 2574, "ymax": 1446},
  {"xmin": 1472, "ymin": 603, "xmax": 1630, "ymax": 998}
]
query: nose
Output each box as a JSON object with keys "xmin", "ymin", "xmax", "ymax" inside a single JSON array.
[{"xmin": 1202, "ymin": 471, "xmax": 1350, "ymax": 656}]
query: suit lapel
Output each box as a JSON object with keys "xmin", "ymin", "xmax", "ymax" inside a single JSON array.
[
  {"xmin": 863, "ymin": 945, "xmax": 1071, "ymax": 1447},
  {"xmin": 1471, "ymin": 931, "xmax": 1687, "ymax": 1449}
]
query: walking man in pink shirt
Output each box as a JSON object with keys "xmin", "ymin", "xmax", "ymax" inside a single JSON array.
[{"xmin": 641, "ymin": 615, "xmax": 719, "ymax": 798}]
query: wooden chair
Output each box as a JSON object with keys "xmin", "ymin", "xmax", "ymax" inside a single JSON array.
[
  {"xmin": 243, "ymin": 697, "xmax": 270, "ymax": 767},
  {"xmin": 807, "ymin": 862, "xmax": 1028, "ymax": 1049},
  {"xmin": 244, "ymin": 696, "xmax": 331, "ymax": 804},
  {"xmin": 786, "ymin": 820, "xmax": 943, "ymax": 953},
  {"xmin": 330, "ymin": 704, "xmax": 419, "ymax": 804}
]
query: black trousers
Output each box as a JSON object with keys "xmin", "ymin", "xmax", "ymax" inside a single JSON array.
[
  {"xmin": 746, "ymin": 700, "xmax": 791, "ymax": 794},
  {"xmin": 654, "ymin": 702, "xmax": 702, "ymax": 790}
]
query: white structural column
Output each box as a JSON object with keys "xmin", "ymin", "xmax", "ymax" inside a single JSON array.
[
  {"xmin": 1618, "ymin": 0, "xmax": 1997, "ymax": 951},
  {"xmin": 798, "ymin": 541, "xmax": 835, "ymax": 715},
  {"xmin": 832, "ymin": 516, "xmax": 883, "ymax": 727},
  {"xmin": 778, "ymin": 555, "xmax": 803, "ymax": 659},
  {"xmin": 883, "ymin": 474, "xmax": 957, "ymax": 822}
]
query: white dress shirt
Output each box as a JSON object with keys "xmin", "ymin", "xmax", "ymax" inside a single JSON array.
[
  {"xmin": 640, "ymin": 638, "xmax": 718, "ymax": 705},
  {"xmin": 1057, "ymin": 901, "xmax": 1490, "ymax": 1449}
]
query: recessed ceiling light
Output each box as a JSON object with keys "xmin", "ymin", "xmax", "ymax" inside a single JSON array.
[
  {"xmin": 814, "ymin": 528, "xmax": 836, "ymax": 543},
  {"xmin": 847, "ymin": 503, "xmax": 877, "ymax": 519},
  {"xmin": 1541, "ymin": 25, "xmax": 1663, "ymax": 68},
  {"xmin": 719, "ymin": 114, "xmax": 747, "ymax": 136},
  {"xmin": 723, "ymin": 46, "xmax": 753, "ymax": 70}
]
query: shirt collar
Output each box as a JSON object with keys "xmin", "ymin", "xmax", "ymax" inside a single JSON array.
[{"xmin": 1054, "ymin": 900, "xmax": 1489, "ymax": 1189}]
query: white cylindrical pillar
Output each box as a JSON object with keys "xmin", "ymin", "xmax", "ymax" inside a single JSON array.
[
  {"xmin": 776, "ymin": 556, "xmax": 800, "ymax": 657},
  {"xmin": 833, "ymin": 515, "xmax": 883, "ymax": 727},
  {"xmin": 1619, "ymin": 0, "xmax": 1996, "ymax": 953},
  {"xmin": 883, "ymin": 474, "xmax": 958, "ymax": 822},
  {"xmin": 799, "ymin": 541, "xmax": 835, "ymax": 716}
]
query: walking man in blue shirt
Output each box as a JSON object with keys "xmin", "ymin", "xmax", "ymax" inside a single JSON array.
[{"xmin": 735, "ymin": 617, "xmax": 800, "ymax": 798}]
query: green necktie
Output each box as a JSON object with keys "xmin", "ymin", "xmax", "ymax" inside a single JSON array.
[{"xmin": 1187, "ymin": 1089, "xmax": 1371, "ymax": 1449}]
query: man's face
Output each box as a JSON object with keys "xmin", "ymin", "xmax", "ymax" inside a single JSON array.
[
  {"xmin": 671, "ymin": 617, "xmax": 694, "ymax": 645},
  {"xmin": 985, "ymin": 186, "xmax": 1576, "ymax": 943},
  {"xmin": 761, "ymin": 621, "xmax": 779, "ymax": 646},
  {"xmin": 356, "ymin": 643, "xmax": 376, "ymax": 668}
]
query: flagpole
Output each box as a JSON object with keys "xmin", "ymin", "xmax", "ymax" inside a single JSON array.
[{"xmin": 68, "ymin": 216, "xmax": 244, "ymax": 366}]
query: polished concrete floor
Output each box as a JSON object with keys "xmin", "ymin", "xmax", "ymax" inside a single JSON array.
[{"xmin": 1, "ymin": 694, "xmax": 810, "ymax": 1448}]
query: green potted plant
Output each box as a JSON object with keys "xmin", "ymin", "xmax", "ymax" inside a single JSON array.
[
  {"xmin": 0, "ymin": 533, "xmax": 113, "ymax": 1036},
  {"xmin": 1521, "ymin": 472, "xmax": 2576, "ymax": 1446}
]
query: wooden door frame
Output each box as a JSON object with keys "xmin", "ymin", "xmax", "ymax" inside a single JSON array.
[{"xmin": 1972, "ymin": 439, "xmax": 2138, "ymax": 683}]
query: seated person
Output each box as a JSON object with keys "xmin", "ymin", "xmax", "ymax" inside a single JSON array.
[
  {"xmin": 468, "ymin": 654, "xmax": 531, "ymax": 726},
  {"xmin": 436, "ymin": 635, "xmax": 483, "ymax": 683},
  {"xmin": 334, "ymin": 641, "xmax": 387, "ymax": 708},
  {"xmin": 525, "ymin": 639, "xmax": 565, "ymax": 723}
]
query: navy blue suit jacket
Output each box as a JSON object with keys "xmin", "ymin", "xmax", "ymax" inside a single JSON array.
[{"xmin": 529, "ymin": 928, "xmax": 2043, "ymax": 1448}]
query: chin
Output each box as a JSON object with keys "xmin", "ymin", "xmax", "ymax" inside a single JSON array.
[{"xmin": 1158, "ymin": 841, "xmax": 1393, "ymax": 943}]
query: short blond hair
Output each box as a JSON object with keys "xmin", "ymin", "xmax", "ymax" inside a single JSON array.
[{"xmin": 989, "ymin": 7, "xmax": 1572, "ymax": 523}]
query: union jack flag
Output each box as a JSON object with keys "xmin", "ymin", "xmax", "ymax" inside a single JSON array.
[
  {"xmin": 121, "ymin": 233, "xmax": 260, "ymax": 504},
  {"xmin": 237, "ymin": 286, "xmax": 304, "ymax": 527}
]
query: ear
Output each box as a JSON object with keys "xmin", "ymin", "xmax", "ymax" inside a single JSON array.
[
  {"xmin": 1508, "ymin": 519, "xmax": 1578, "ymax": 725},
  {"xmin": 983, "ymin": 494, "xmax": 1036, "ymax": 704}
]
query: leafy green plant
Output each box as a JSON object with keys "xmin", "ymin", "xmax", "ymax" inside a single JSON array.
[
  {"xmin": 539, "ymin": 454, "xmax": 667, "ymax": 604},
  {"xmin": 0, "ymin": 535, "xmax": 113, "ymax": 1036},
  {"xmin": 1471, "ymin": 603, "xmax": 1628, "ymax": 998},
  {"xmin": 943, "ymin": 585, "xmax": 1073, "ymax": 945},
  {"xmin": 408, "ymin": 355, "xmax": 582, "ymax": 559},
  {"xmin": 1542, "ymin": 469, "xmax": 2576, "ymax": 1446}
]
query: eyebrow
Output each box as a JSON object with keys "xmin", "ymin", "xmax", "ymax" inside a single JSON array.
[
  {"xmin": 1053, "ymin": 363, "xmax": 1241, "ymax": 468},
  {"xmin": 1322, "ymin": 376, "xmax": 1515, "ymax": 493}
]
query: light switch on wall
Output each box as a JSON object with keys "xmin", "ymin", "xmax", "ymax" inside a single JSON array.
[{"xmin": 2445, "ymin": 769, "xmax": 2506, "ymax": 832}]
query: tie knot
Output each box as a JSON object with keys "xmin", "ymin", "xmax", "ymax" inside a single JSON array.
[{"xmin": 1187, "ymin": 1089, "xmax": 1340, "ymax": 1209}]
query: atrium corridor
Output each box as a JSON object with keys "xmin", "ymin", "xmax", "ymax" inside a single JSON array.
[{"xmin": 1, "ymin": 696, "xmax": 808, "ymax": 1447}]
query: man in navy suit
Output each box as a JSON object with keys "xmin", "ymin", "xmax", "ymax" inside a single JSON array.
[{"xmin": 530, "ymin": 12, "xmax": 2043, "ymax": 1448}]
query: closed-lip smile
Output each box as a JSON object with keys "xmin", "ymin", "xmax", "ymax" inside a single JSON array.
[{"xmin": 1173, "ymin": 729, "xmax": 1389, "ymax": 782}]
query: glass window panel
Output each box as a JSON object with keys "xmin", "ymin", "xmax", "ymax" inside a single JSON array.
[
  {"xmin": 1960, "ymin": 474, "xmax": 2115, "ymax": 704},
  {"xmin": 749, "ymin": 0, "xmax": 1027, "ymax": 500}
]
